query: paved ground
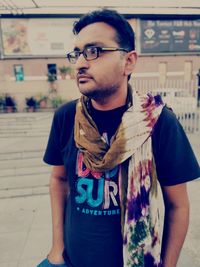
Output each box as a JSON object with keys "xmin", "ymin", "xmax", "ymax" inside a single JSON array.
[
  {"xmin": 1, "ymin": 182, "xmax": 200, "ymax": 267},
  {"xmin": 0, "ymin": 113, "xmax": 199, "ymax": 267}
]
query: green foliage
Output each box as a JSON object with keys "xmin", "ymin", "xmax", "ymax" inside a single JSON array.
[
  {"xmin": 51, "ymin": 95, "xmax": 64, "ymax": 108},
  {"xmin": 36, "ymin": 93, "xmax": 48, "ymax": 103},
  {"xmin": 58, "ymin": 65, "xmax": 71, "ymax": 74},
  {"xmin": 47, "ymin": 72, "xmax": 57, "ymax": 82}
]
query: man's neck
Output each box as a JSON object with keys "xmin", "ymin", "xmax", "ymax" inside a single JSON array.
[{"xmin": 91, "ymin": 85, "xmax": 128, "ymax": 111}]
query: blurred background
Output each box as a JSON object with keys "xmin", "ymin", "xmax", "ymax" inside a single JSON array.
[{"xmin": 0, "ymin": 1, "xmax": 199, "ymax": 267}]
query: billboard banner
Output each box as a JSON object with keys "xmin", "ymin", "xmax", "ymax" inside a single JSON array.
[
  {"xmin": 140, "ymin": 20, "xmax": 200, "ymax": 54},
  {"xmin": 1, "ymin": 18, "xmax": 75, "ymax": 57}
]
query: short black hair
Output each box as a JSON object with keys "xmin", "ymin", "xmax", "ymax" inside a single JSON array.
[{"xmin": 73, "ymin": 9, "xmax": 135, "ymax": 52}]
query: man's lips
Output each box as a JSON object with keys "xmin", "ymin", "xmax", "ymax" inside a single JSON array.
[{"xmin": 77, "ymin": 74, "xmax": 93, "ymax": 82}]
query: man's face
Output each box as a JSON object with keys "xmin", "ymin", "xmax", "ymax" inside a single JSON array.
[{"xmin": 73, "ymin": 22, "xmax": 128, "ymax": 100}]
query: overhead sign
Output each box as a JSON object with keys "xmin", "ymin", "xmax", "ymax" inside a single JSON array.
[
  {"xmin": 1, "ymin": 18, "xmax": 75, "ymax": 57},
  {"xmin": 140, "ymin": 20, "xmax": 200, "ymax": 54}
]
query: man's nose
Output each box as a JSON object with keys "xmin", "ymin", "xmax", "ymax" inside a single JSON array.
[{"xmin": 75, "ymin": 53, "xmax": 89, "ymax": 70}]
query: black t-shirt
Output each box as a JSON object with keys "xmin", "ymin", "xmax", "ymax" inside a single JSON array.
[{"xmin": 43, "ymin": 100, "xmax": 200, "ymax": 267}]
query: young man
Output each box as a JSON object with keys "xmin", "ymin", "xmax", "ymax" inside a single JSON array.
[{"xmin": 37, "ymin": 9, "xmax": 200, "ymax": 267}]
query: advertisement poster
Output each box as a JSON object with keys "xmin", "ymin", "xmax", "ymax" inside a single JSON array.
[
  {"xmin": 140, "ymin": 20, "xmax": 200, "ymax": 54},
  {"xmin": 1, "ymin": 18, "xmax": 75, "ymax": 57}
]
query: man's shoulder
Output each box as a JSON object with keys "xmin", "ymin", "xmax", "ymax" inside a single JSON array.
[
  {"xmin": 152, "ymin": 104, "xmax": 182, "ymax": 142},
  {"xmin": 155, "ymin": 105, "xmax": 178, "ymax": 130}
]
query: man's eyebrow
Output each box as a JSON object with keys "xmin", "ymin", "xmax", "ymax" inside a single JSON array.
[
  {"xmin": 74, "ymin": 46, "xmax": 80, "ymax": 51},
  {"xmin": 85, "ymin": 42, "xmax": 106, "ymax": 47},
  {"xmin": 73, "ymin": 42, "xmax": 106, "ymax": 51}
]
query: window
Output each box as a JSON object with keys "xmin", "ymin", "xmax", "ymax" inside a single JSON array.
[
  {"xmin": 14, "ymin": 64, "xmax": 24, "ymax": 81},
  {"xmin": 47, "ymin": 64, "xmax": 57, "ymax": 80}
]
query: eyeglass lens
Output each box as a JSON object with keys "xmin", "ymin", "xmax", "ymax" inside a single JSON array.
[{"xmin": 68, "ymin": 47, "xmax": 98, "ymax": 63}]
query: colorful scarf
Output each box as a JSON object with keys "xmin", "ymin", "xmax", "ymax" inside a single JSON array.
[{"xmin": 74, "ymin": 85, "xmax": 163, "ymax": 267}]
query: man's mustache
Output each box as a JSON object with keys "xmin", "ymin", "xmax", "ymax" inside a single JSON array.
[{"xmin": 77, "ymin": 69, "xmax": 93, "ymax": 79}]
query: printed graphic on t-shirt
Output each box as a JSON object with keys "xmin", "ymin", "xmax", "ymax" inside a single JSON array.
[{"xmin": 74, "ymin": 133, "xmax": 121, "ymax": 217}]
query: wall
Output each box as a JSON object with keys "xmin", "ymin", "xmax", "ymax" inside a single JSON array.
[
  {"xmin": 1, "ymin": 55, "xmax": 199, "ymax": 82},
  {"xmin": 0, "ymin": 79, "xmax": 80, "ymax": 111}
]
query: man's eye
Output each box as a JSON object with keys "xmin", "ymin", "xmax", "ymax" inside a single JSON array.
[
  {"xmin": 87, "ymin": 47, "xmax": 97, "ymax": 55},
  {"xmin": 73, "ymin": 51, "xmax": 80, "ymax": 57}
]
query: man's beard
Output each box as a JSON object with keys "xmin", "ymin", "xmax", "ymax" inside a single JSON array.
[{"xmin": 81, "ymin": 84, "xmax": 119, "ymax": 101}]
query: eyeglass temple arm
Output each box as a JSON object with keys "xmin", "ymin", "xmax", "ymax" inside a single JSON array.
[{"xmin": 100, "ymin": 47, "xmax": 128, "ymax": 52}]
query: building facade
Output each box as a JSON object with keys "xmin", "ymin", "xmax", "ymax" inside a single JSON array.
[{"xmin": 0, "ymin": 3, "xmax": 200, "ymax": 110}]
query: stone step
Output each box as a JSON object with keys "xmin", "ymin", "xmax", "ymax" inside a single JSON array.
[
  {"xmin": 0, "ymin": 171, "xmax": 51, "ymax": 199},
  {"xmin": 0, "ymin": 132, "xmax": 49, "ymax": 138},
  {"xmin": 0, "ymin": 122, "xmax": 35, "ymax": 127},
  {"xmin": 0, "ymin": 112, "xmax": 53, "ymax": 122},
  {"xmin": 0, "ymin": 164, "xmax": 50, "ymax": 177},
  {"xmin": 0, "ymin": 113, "xmax": 53, "ymax": 136},
  {"xmin": 0, "ymin": 123, "xmax": 50, "ymax": 127},
  {"xmin": 0, "ymin": 129, "xmax": 50, "ymax": 134},
  {"xmin": 0, "ymin": 115, "xmax": 52, "ymax": 123},
  {"xmin": 0, "ymin": 116, "xmax": 52, "ymax": 122},
  {"xmin": 0, "ymin": 150, "xmax": 44, "ymax": 160},
  {"xmin": 0, "ymin": 173, "xmax": 50, "ymax": 191},
  {"xmin": 0, "ymin": 185, "xmax": 49, "ymax": 199},
  {"xmin": 0, "ymin": 113, "xmax": 52, "ymax": 137},
  {"xmin": 0, "ymin": 129, "xmax": 50, "ymax": 135},
  {"xmin": 0, "ymin": 122, "xmax": 51, "ymax": 130},
  {"xmin": 0, "ymin": 129, "xmax": 49, "ymax": 134},
  {"xmin": 0, "ymin": 118, "xmax": 43, "ymax": 124},
  {"xmin": 0, "ymin": 157, "xmax": 44, "ymax": 169},
  {"xmin": 0, "ymin": 122, "xmax": 51, "ymax": 129}
]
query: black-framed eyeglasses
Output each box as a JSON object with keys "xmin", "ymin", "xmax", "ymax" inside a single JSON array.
[{"xmin": 66, "ymin": 46, "xmax": 129, "ymax": 64}]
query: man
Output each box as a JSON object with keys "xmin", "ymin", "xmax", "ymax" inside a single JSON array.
[{"xmin": 37, "ymin": 9, "xmax": 200, "ymax": 267}]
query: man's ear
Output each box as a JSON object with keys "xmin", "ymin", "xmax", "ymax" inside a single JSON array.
[{"xmin": 124, "ymin": 51, "xmax": 137, "ymax": 76}]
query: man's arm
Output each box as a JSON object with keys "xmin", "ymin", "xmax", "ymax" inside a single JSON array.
[
  {"xmin": 161, "ymin": 183, "xmax": 190, "ymax": 267},
  {"xmin": 47, "ymin": 165, "xmax": 69, "ymax": 264}
]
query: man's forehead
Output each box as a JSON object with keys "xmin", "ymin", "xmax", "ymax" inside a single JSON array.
[{"xmin": 73, "ymin": 22, "xmax": 117, "ymax": 49}]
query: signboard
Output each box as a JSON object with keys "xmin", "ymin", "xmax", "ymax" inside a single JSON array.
[
  {"xmin": 1, "ymin": 18, "xmax": 75, "ymax": 57},
  {"xmin": 140, "ymin": 20, "xmax": 200, "ymax": 54}
]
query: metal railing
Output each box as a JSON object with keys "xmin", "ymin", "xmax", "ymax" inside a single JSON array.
[{"xmin": 131, "ymin": 78, "xmax": 200, "ymax": 133}]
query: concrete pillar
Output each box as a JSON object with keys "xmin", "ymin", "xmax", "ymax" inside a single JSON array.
[
  {"xmin": 184, "ymin": 61, "xmax": 192, "ymax": 82},
  {"xmin": 159, "ymin": 62, "xmax": 167, "ymax": 85}
]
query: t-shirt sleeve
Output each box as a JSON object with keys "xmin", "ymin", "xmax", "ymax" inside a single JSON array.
[
  {"xmin": 152, "ymin": 106, "xmax": 200, "ymax": 186},
  {"xmin": 43, "ymin": 110, "xmax": 64, "ymax": 165}
]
